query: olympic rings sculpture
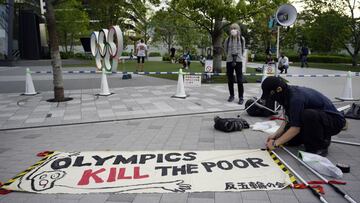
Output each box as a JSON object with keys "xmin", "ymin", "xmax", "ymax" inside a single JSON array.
[{"xmin": 90, "ymin": 25, "xmax": 123, "ymax": 71}]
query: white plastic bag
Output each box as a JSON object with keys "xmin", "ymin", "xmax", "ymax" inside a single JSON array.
[
  {"xmin": 299, "ymin": 151, "xmax": 343, "ymax": 179},
  {"xmin": 250, "ymin": 121, "xmax": 280, "ymax": 134}
]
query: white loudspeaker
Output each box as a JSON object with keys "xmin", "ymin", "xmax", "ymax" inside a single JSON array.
[{"xmin": 275, "ymin": 4, "xmax": 297, "ymax": 27}]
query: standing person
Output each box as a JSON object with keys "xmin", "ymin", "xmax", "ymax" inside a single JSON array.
[
  {"xmin": 262, "ymin": 76, "xmax": 346, "ymax": 156},
  {"xmin": 129, "ymin": 49, "xmax": 134, "ymax": 60},
  {"xmin": 265, "ymin": 54, "xmax": 274, "ymax": 64},
  {"xmin": 182, "ymin": 49, "xmax": 191, "ymax": 69},
  {"xmin": 300, "ymin": 46, "xmax": 309, "ymax": 68},
  {"xmin": 224, "ymin": 23, "xmax": 245, "ymax": 104},
  {"xmin": 278, "ymin": 53, "xmax": 289, "ymax": 74},
  {"xmin": 136, "ymin": 39, "xmax": 147, "ymax": 71},
  {"xmin": 170, "ymin": 47, "xmax": 176, "ymax": 63}
]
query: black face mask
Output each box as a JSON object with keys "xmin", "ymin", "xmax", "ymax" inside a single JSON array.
[{"xmin": 268, "ymin": 85, "xmax": 288, "ymax": 106}]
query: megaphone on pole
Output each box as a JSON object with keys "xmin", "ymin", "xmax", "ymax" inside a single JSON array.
[
  {"xmin": 272, "ymin": 4, "xmax": 297, "ymax": 59},
  {"xmin": 275, "ymin": 4, "xmax": 297, "ymax": 27}
]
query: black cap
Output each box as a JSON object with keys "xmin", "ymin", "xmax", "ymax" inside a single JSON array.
[{"xmin": 261, "ymin": 76, "xmax": 287, "ymax": 100}]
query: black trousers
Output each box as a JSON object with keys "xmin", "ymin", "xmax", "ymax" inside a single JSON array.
[
  {"xmin": 226, "ymin": 62, "xmax": 244, "ymax": 99},
  {"xmin": 287, "ymin": 109, "xmax": 345, "ymax": 152}
]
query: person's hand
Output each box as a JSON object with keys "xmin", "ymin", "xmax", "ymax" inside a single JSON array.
[
  {"xmin": 266, "ymin": 139, "xmax": 276, "ymax": 151},
  {"xmin": 266, "ymin": 134, "xmax": 276, "ymax": 143},
  {"xmin": 231, "ymin": 61, "xmax": 236, "ymax": 67}
]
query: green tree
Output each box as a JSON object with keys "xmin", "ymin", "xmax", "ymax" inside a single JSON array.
[
  {"xmin": 87, "ymin": 0, "xmax": 127, "ymax": 30},
  {"xmin": 306, "ymin": 10, "xmax": 349, "ymax": 53},
  {"xmin": 150, "ymin": 9, "xmax": 178, "ymax": 54},
  {"xmin": 175, "ymin": 19, "xmax": 203, "ymax": 52},
  {"xmin": 303, "ymin": 0, "xmax": 360, "ymax": 66},
  {"xmin": 125, "ymin": 0, "xmax": 160, "ymax": 44},
  {"xmin": 87, "ymin": 0, "xmax": 159, "ymax": 50},
  {"xmin": 170, "ymin": 0, "xmax": 275, "ymax": 72},
  {"xmin": 55, "ymin": 0, "xmax": 89, "ymax": 54},
  {"xmin": 246, "ymin": 0, "xmax": 291, "ymax": 55}
]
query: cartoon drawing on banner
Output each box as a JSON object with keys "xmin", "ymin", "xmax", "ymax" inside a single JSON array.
[{"xmin": 16, "ymin": 152, "xmax": 191, "ymax": 193}]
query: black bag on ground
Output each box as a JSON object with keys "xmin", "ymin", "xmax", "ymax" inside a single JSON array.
[
  {"xmin": 345, "ymin": 103, "xmax": 360, "ymax": 120},
  {"xmin": 214, "ymin": 116, "xmax": 250, "ymax": 132},
  {"xmin": 245, "ymin": 97, "xmax": 277, "ymax": 117}
]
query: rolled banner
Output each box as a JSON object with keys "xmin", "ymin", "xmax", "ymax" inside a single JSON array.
[
  {"xmin": 98, "ymin": 29, "xmax": 109, "ymax": 58},
  {"xmin": 108, "ymin": 25, "xmax": 123, "ymax": 58},
  {"xmin": 90, "ymin": 31, "xmax": 99, "ymax": 57}
]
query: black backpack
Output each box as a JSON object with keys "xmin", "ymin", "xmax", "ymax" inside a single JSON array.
[
  {"xmin": 245, "ymin": 97, "xmax": 277, "ymax": 117},
  {"xmin": 345, "ymin": 103, "xmax": 360, "ymax": 120},
  {"xmin": 214, "ymin": 116, "xmax": 250, "ymax": 132}
]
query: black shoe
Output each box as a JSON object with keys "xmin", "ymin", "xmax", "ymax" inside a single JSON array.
[
  {"xmin": 324, "ymin": 138, "xmax": 331, "ymax": 148},
  {"xmin": 238, "ymin": 98, "xmax": 244, "ymax": 105},
  {"xmin": 227, "ymin": 96, "xmax": 234, "ymax": 102}
]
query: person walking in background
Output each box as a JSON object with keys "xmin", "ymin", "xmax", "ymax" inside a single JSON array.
[
  {"xmin": 300, "ymin": 45, "xmax": 309, "ymax": 68},
  {"xmin": 182, "ymin": 49, "xmax": 191, "ymax": 69},
  {"xmin": 224, "ymin": 23, "xmax": 246, "ymax": 105},
  {"xmin": 265, "ymin": 54, "xmax": 274, "ymax": 64},
  {"xmin": 136, "ymin": 39, "xmax": 147, "ymax": 71},
  {"xmin": 278, "ymin": 53, "xmax": 289, "ymax": 74},
  {"xmin": 129, "ymin": 49, "xmax": 134, "ymax": 60},
  {"xmin": 170, "ymin": 47, "xmax": 176, "ymax": 63}
]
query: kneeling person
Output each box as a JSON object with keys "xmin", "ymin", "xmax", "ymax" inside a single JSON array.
[
  {"xmin": 278, "ymin": 53, "xmax": 289, "ymax": 74},
  {"xmin": 262, "ymin": 76, "xmax": 345, "ymax": 156}
]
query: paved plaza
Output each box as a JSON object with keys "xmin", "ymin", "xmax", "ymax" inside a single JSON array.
[{"xmin": 0, "ymin": 63, "xmax": 359, "ymax": 203}]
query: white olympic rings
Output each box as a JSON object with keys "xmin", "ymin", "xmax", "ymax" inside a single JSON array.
[{"xmin": 90, "ymin": 25, "xmax": 123, "ymax": 71}]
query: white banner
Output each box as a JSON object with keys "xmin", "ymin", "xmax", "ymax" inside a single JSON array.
[
  {"xmin": 184, "ymin": 75, "xmax": 201, "ymax": 87},
  {"xmin": 1, "ymin": 150, "xmax": 291, "ymax": 194}
]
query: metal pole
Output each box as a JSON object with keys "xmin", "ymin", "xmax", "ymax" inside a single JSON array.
[
  {"xmin": 272, "ymin": 151, "xmax": 328, "ymax": 203},
  {"xmin": 332, "ymin": 139, "xmax": 360, "ymax": 147},
  {"xmin": 276, "ymin": 26, "xmax": 280, "ymax": 59},
  {"xmin": 7, "ymin": 0, "xmax": 14, "ymax": 62},
  {"xmin": 253, "ymin": 100, "xmax": 278, "ymax": 114},
  {"xmin": 282, "ymin": 146, "xmax": 358, "ymax": 203},
  {"xmin": 238, "ymin": 97, "xmax": 262, "ymax": 115}
]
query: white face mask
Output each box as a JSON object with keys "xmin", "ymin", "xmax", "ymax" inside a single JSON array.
[{"xmin": 230, "ymin": 29, "xmax": 238, "ymax": 36}]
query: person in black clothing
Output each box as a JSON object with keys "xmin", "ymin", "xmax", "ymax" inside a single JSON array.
[
  {"xmin": 262, "ymin": 76, "xmax": 346, "ymax": 156},
  {"xmin": 300, "ymin": 46, "xmax": 309, "ymax": 68},
  {"xmin": 223, "ymin": 23, "xmax": 245, "ymax": 105},
  {"xmin": 265, "ymin": 54, "xmax": 274, "ymax": 64},
  {"xmin": 170, "ymin": 47, "xmax": 176, "ymax": 63}
]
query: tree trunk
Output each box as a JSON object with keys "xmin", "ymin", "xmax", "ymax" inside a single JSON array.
[
  {"xmin": 167, "ymin": 35, "xmax": 172, "ymax": 54},
  {"xmin": 64, "ymin": 32, "xmax": 68, "ymax": 53},
  {"xmin": 70, "ymin": 33, "xmax": 74, "ymax": 53},
  {"xmin": 212, "ymin": 18, "xmax": 224, "ymax": 73},
  {"xmin": 45, "ymin": 0, "xmax": 64, "ymax": 101},
  {"xmin": 351, "ymin": 54, "xmax": 358, "ymax": 66}
]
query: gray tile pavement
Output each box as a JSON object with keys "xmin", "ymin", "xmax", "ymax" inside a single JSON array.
[
  {"xmin": 0, "ymin": 66, "xmax": 360, "ymax": 203},
  {"xmin": 0, "ymin": 83, "xmax": 260, "ymax": 130}
]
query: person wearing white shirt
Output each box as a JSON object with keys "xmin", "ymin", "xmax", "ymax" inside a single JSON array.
[
  {"xmin": 136, "ymin": 39, "xmax": 147, "ymax": 71},
  {"xmin": 278, "ymin": 53, "xmax": 289, "ymax": 74}
]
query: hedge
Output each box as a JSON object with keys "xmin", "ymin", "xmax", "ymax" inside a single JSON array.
[
  {"xmin": 121, "ymin": 52, "xmax": 130, "ymax": 56},
  {"xmin": 163, "ymin": 53, "xmax": 171, "ymax": 61},
  {"xmin": 60, "ymin": 52, "xmax": 74, "ymax": 59},
  {"xmin": 254, "ymin": 53, "xmax": 353, "ymax": 63},
  {"xmin": 149, "ymin": 52, "xmax": 161, "ymax": 57}
]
